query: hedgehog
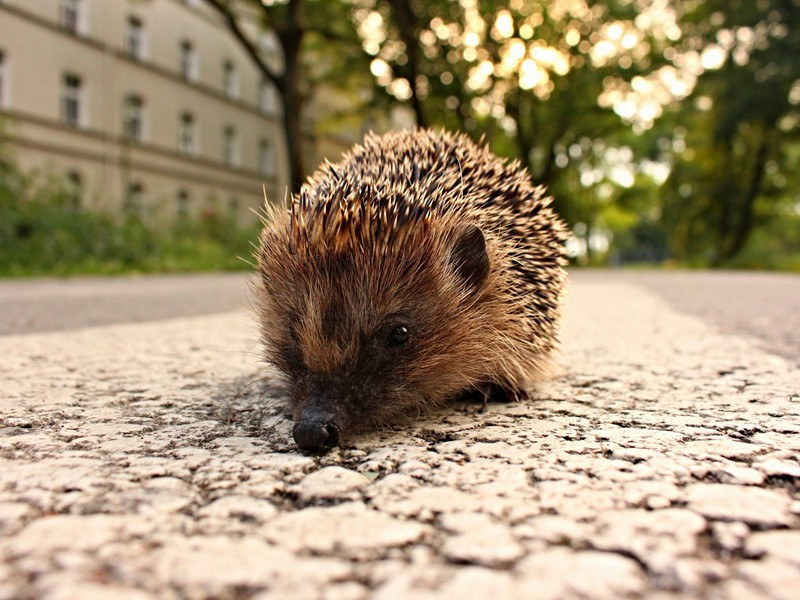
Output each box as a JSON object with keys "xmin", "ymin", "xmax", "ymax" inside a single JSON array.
[{"xmin": 256, "ymin": 128, "xmax": 567, "ymax": 453}]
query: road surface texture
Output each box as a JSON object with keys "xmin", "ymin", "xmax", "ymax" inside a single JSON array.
[
  {"xmin": 1, "ymin": 273, "xmax": 798, "ymax": 599},
  {"xmin": 2, "ymin": 270, "xmax": 798, "ymax": 364},
  {"xmin": 575, "ymin": 270, "xmax": 800, "ymax": 366},
  {"xmin": 0, "ymin": 273, "xmax": 251, "ymax": 335}
]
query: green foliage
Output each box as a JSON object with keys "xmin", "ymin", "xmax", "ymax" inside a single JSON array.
[
  {"xmin": 348, "ymin": 0, "xmax": 800, "ymax": 270},
  {"xmin": 0, "ymin": 164, "xmax": 259, "ymax": 277},
  {"xmin": 663, "ymin": 0, "xmax": 800, "ymax": 265}
]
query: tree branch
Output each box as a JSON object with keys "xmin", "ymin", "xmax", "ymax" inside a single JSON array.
[{"xmin": 201, "ymin": 0, "xmax": 283, "ymax": 87}]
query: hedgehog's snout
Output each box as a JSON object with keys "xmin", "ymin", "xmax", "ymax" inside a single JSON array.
[{"xmin": 293, "ymin": 401, "xmax": 342, "ymax": 454}]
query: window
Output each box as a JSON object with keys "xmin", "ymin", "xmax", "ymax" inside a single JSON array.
[
  {"xmin": 258, "ymin": 139, "xmax": 274, "ymax": 176},
  {"xmin": 259, "ymin": 79, "xmax": 277, "ymax": 114},
  {"xmin": 125, "ymin": 182, "xmax": 144, "ymax": 216},
  {"xmin": 176, "ymin": 189, "xmax": 190, "ymax": 220},
  {"xmin": 178, "ymin": 111, "xmax": 196, "ymax": 155},
  {"xmin": 223, "ymin": 125, "xmax": 238, "ymax": 166},
  {"xmin": 258, "ymin": 31, "xmax": 277, "ymax": 55},
  {"xmin": 228, "ymin": 197, "xmax": 239, "ymax": 221},
  {"xmin": 65, "ymin": 170, "xmax": 82, "ymax": 210},
  {"xmin": 0, "ymin": 52, "xmax": 6, "ymax": 108},
  {"xmin": 61, "ymin": 73, "xmax": 82, "ymax": 127},
  {"xmin": 222, "ymin": 60, "xmax": 238, "ymax": 98},
  {"xmin": 60, "ymin": 0, "xmax": 82, "ymax": 34},
  {"xmin": 126, "ymin": 16, "xmax": 145, "ymax": 60},
  {"xmin": 180, "ymin": 40, "xmax": 198, "ymax": 81},
  {"xmin": 123, "ymin": 94, "xmax": 144, "ymax": 142}
]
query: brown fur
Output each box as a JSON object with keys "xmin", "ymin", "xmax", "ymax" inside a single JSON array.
[{"xmin": 256, "ymin": 128, "xmax": 567, "ymax": 438}]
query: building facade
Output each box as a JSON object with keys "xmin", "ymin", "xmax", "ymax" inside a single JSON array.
[{"xmin": 0, "ymin": 0, "xmax": 289, "ymax": 223}]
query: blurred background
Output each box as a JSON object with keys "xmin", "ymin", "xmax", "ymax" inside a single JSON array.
[{"xmin": 0, "ymin": 0, "xmax": 798, "ymax": 276}]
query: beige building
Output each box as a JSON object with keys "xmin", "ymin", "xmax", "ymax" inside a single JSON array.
[{"xmin": 0, "ymin": 0, "xmax": 290, "ymax": 223}]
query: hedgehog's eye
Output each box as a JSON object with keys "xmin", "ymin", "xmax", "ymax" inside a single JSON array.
[{"xmin": 387, "ymin": 325, "xmax": 410, "ymax": 346}]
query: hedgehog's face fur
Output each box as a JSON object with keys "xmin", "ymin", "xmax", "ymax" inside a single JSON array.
[
  {"xmin": 257, "ymin": 205, "xmax": 501, "ymax": 453},
  {"xmin": 256, "ymin": 129, "xmax": 566, "ymax": 454}
]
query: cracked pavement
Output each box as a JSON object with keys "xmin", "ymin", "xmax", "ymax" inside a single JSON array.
[{"xmin": 1, "ymin": 277, "xmax": 798, "ymax": 599}]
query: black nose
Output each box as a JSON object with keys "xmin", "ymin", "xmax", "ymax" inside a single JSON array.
[{"xmin": 292, "ymin": 419, "xmax": 341, "ymax": 453}]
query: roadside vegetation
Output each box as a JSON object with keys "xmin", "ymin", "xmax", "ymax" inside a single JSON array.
[
  {"xmin": 207, "ymin": 0, "xmax": 800, "ymax": 271},
  {"xmin": 2, "ymin": 0, "xmax": 799, "ymax": 275},
  {"xmin": 0, "ymin": 161, "xmax": 259, "ymax": 277}
]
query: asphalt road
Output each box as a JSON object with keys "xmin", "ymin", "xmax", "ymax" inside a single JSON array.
[
  {"xmin": 0, "ymin": 273, "xmax": 253, "ymax": 335},
  {"xmin": 570, "ymin": 270, "xmax": 800, "ymax": 365},
  {"xmin": 0, "ymin": 269, "xmax": 797, "ymax": 364},
  {"xmin": 3, "ymin": 271, "xmax": 798, "ymax": 599}
]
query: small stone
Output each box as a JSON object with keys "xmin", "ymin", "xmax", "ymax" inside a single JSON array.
[
  {"xmin": 736, "ymin": 558, "xmax": 800, "ymax": 600},
  {"xmin": 711, "ymin": 521, "xmax": 749, "ymax": 555},
  {"xmin": 264, "ymin": 502, "xmax": 428, "ymax": 554},
  {"xmin": 441, "ymin": 522, "xmax": 524, "ymax": 568},
  {"xmin": 0, "ymin": 502, "xmax": 36, "ymax": 535},
  {"xmin": 439, "ymin": 512, "xmax": 494, "ymax": 534},
  {"xmin": 745, "ymin": 530, "xmax": 800, "ymax": 566},
  {"xmin": 685, "ymin": 484, "xmax": 793, "ymax": 527},
  {"xmin": 321, "ymin": 581, "xmax": 369, "ymax": 600},
  {"xmin": 707, "ymin": 465, "xmax": 765, "ymax": 485},
  {"xmin": 516, "ymin": 548, "xmax": 646, "ymax": 598},
  {"xmin": 513, "ymin": 515, "xmax": 585, "ymax": 545},
  {"xmin": 755, "ymin": 458, "xmax": 800, "ymax": 479},
  {"xmin": 682, "ymin": 439, "xmax": 762, "ymax": 461},
  {"xmin": 10, "ymin": 515, "xmax": 125, "ymax": 556},
  {"xmin": 589, "ymin": 509, "xmax": 707, "ymax": 566},
  {"xmin": 153, "ymin": 535, "xmax": 350, "ymax": 595},
  {"xmin": 294, "ymin": 466, "xmax": 370, "ymax": 502},
  {"xmin": 198, "ymin": 495, "xmax": 278, "ymax": 523},
  {"xmin": 398, "ymin": 460, "xmax": 431, "ymax": 477},
  {"xmin": 646, "ymin": 496, "xmax": 672, "ymax": 510},
  {"xmin": 44, "ymin": 583, "xmax": 156, "ymax": 600},
  {"xmin": 434, "ymin": 568, "xmax": 517, "ymax": 597}
]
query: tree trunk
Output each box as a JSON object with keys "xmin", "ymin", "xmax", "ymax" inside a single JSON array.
[
  {"xmin": 387, "ymin": 0, "xmax": 427, "ymax": 127},
  {"xmin": 279, "ymin": 85, "xmax": 305, "ymax": 195},
  {"xmin": 202, "ymin": 0, "xmax": 306, "ymax": 195},
  {"xmin": 505, "ymin": 93, "xmax": 536, "ymax": 180},
  {"xmin": 710, "ymin": 143, "xmax": 734, "ymax": 267},
  {"xmin": 722, "ymin": 126, "xmax": 771, "ymax": 262},
  {"xmin": 279, "ymin": 0, "xmax": 306, "ymax": 194}
]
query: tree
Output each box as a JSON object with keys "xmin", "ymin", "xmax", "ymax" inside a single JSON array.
[
  {"xmin": 666, "ymin": 0, "xmax": 800, "ymax": 264},
  {"xmin": 202, "ymin": 0, "xmax": 360, "ymax": 194},
  {"xmin": 353, "ymin": 0, "xmax": 673, "ymax": 238}
]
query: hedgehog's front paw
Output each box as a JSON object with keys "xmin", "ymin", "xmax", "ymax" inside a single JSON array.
[
  {"xmin": 470, "ymin": 383, "xmax": 528, "ymax": 409},
  {"xmin": 488, "ymin": 383, "xmax": 528, "ymax": 403}
]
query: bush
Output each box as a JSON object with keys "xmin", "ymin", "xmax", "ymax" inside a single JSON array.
[{"xmin": 0, "ymin": 165, "xmax": 260, "ymax": 276}]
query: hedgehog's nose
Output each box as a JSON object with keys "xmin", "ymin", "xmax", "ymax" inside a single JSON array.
[{"xmin": 293, "ymin": 415, "xmax": 341, "ymax": 454}]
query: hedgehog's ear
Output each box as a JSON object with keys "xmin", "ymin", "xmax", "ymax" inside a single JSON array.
[{"xmin": 450, "ymin": 224, "xmax": 490, "ymax": 293}]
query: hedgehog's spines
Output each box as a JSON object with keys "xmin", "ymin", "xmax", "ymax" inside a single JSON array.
[{"xmin": 259, "ymin": 128, "xmax": 567, "ymax": 399}]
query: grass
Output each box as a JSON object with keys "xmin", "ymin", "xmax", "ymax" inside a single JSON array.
[{"xmin": 0, "ymin": 165, "xmax": 260, "ymax": 277}]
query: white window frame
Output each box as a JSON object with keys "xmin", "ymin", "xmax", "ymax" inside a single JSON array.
[
  {"xmin": 126, "ymin": 15, "xmax": 147, "ymax": 61},
  {"xmin": 61, "ymin": 72, "xmax": 83, "ymax": 127},
  {"xmin": 60, "ymin": 0, "xmax": 84, "ymax": 35},
  {"xmin": 123, "ymin": 93, "xmax": 145, "ymax": 142},
  {"xmin": 258, "ymin": 139, "xmax": 275, "ymax": 176},
  {"xmin": 176, "ymin": 189, "xmax": 190, "ymax": 220},
  {"xmin": 125, "ymin": 182, "xmax": 145, "ymax": 216},
  {"xmin": 223, "ymin": 125, "xmax": 238, "ymax": 166},
  {"xmin": 180, "ymin": 40, "xmax": 198, "ymax": 82},
  {"xmin": 222, "ymin": 60, "xmax": 238, "ymax": 99},
  {"xmin": 228, "ymin": 197, "xmax": 240, "ymax": 220},
  {"xmin": 259, "ymin": 79, "xmax": 278, "ymax": 114},
  {"xmin": 65, "ymin": 170, "xmax": 83, "ymax": 210},
  {"xmin": 0, "ymin": 51, "xmax": 7, "ymax": 108},
  {"xmin": 178, "ymin": 111, "xmax": 197, "ymax": 155}
]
